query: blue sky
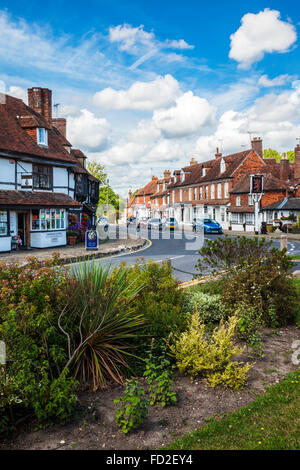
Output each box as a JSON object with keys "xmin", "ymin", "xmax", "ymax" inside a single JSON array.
[{"xmin": 0, "ymin": 1, "xmax": 299, "ymax": 194}]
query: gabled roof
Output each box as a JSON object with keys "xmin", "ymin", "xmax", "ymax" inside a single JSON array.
[
  {"xmin": 136, "ymin": 178, "xmax": 160, "ymax": 197},
  {"xmin": 70, "ymin": 149, "xmax": 100, "ymax": 182},
  {"xmin": 0, "ymin": 94, "xmax": 77, "ymax": 165}
]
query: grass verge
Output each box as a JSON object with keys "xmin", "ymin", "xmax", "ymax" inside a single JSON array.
[{"xmin": 166, "ymin": 369, "xmax": 300, "ymax": 450}]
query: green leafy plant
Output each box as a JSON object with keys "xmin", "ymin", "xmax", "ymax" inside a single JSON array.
[
  {"xmin": 144, "ymin": 338, "xmax": 177, "ymax": 407},
  {"xmin": 170, "ymin": 313, "xmax": 252, "ymax": 390},
  {"xmin": 60, "ymin": 261, "xmax": 145, "ymax": 391},
  {"xmin": 114, "ymin": 379, "xmax": 149, "ymax": 433},
  {"xmin": 184, "ymin": 291, "xmax": 226, "ymax": 324}
]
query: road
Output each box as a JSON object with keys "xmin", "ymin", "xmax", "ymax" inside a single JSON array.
[{"xmin": 76, "ymin": 226, "xmax": 300, "ymax": 282}]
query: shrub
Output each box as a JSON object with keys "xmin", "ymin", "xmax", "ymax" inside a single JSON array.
[
  {"xmin": 0, "ymin": 255, "xmax": 78, "ymax": 431},
  {"xmin": 61, "ymin": 261, "xmax": 145, "ymax": 391},
  {"xmin": 127, "ymin": 259, "xmax": 188, "ymax": 341},
  {"xmin": 143, "ymin": 338, "xmax": 177, "ymax": 407},
  {"xmin": 184, "ymin": 291, "xmax": 226, "ymax": 324},
  {"xmin": 114, "ymin": 379, "xmax": 149, "ymax": 433},
  {"xmin": 170, "ymin": 314, "xmax": 252, "ymax": 390},
  {"xmin": 233, "ymin": 302, "xmax": 265, "ymax": 357}
]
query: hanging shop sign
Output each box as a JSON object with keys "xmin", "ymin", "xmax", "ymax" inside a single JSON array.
[{"xmin": 86, "ymin": 229, "xmax": 98, "ymax": 251}]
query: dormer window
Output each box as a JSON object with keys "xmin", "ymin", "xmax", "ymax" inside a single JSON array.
[
  {"xmin": 202, "ymin": 167, "xmax": 206, "ymax": 177},
  {"xmin": 180, "ymin": 171, "xmax": 184, "ymax": 182},
  {"xmin": 220, "ymin": 158, "xmax": 226, "ymax": 174},
  {"xmin": 37, "ymin": 128, "xmax": 48, "ymax": 147}
]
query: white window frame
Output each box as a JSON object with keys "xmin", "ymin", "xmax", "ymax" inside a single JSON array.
[
  {"xmin": 189, "ymin": 188, "xmax": 192, "ymax": 201},
  {"xmin": 220, "ymin": 159, "xmax": 226, "ymax": 173},
  {"xmin": 37, "ymin": 128, "xmax": 48, "ymax": 147},
  {"xmin": 180, "ymin": 189, "xmax": 183, "ymax": 202},
  {"xmin": 246, "ymin": 213, "xmax": 254, "ymax": 225},
  {"xmin": 217, "ymin": 183, "xmax": 221, "ymax": 199},
  {"xmin": 31, "ymin": 208, "xmax": 66, "ymax": 231},
  {"xmin": 248, "ymin": 194, "xmax": 254, "ymax": 206},
  {"xmin": 236, "ymin": 196, "xmax": 241, "ymax": 207},
  {"xmin": 211, "ymin": 184, "xmax": 215, "ymax": 199},
  {"xmin": 199, "ymin": 187, "xmax": 203, "ymax": 200},
  {"xmin": 224, "ymin": 182, "xmax": 229, "ymax": 198},
  {"xmin": 202, "ymin": 167, "xmax": 206, "ymax": 177}
]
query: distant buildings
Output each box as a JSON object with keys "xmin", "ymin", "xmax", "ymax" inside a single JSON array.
[{"xmin": 127, "ymin": 138, "xmax": 300, "ymax": 231}]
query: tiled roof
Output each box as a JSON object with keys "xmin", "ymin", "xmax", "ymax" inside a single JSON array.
[
  {"xmin": 0, "ymin": 94, "xmax": 77, "ymax": 164},
  {"xmin": 0, "ymin": 190, "xmax": 82, "ymax": 208},
  {"xmin": 70, "ymin": 149, "xmax": 100, "ymax": 182},
  {"xmin": 168, "ymin": 150, "xmax": 252, "ymax": 188},
  {"xmin": 229, "ymin": 207, "xmax": 255, "ymax": 213},
  {"xmin": 261, "ymin": 197, "xmax": 300, "ymax": 211},
  {"xmin": 230, "ymin": 172, "xmax": 289, "ymax": 194},
  {"xmin": 136, "ymin": 178, "xmax": 160, "ymax": 197}
]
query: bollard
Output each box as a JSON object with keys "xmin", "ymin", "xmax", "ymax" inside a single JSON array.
[{"xmin": 280, "ymin": 234, "xmax": 288, "ymax": 251}]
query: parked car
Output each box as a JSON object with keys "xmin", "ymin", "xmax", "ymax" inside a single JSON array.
[
  {"xmin": 147, "ymin": 218, "xmax": 163, "ymax": 230},
  {"xmin": 193, "ymin": 218, "xmax": 223, "ymax": 234},
  {"xmin": 163, "ymin": 217, "xmax": 178, "ymax": 230},
  {"xmin": 127, "ymin": 216, "xmax": 140, "ymax": 230},
  {"xmin": 97, "ymin": 216, "xmax": 109, "ymax": 232},
  {"xmin": 139, "ymin": 217, "xmax": 150, "ymax": 228}
]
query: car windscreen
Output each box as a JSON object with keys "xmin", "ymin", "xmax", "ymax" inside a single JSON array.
[
  {"xmin": 204, "ymin": 219, "xmax": 213, "ymax": 223},
  {"xmin": 151, "ymin": 218, "xmax": 161, "ymax": 222}
]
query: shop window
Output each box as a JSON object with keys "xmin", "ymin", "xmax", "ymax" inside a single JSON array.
[
  {"xmin": 0, "ymin": 211, "xmax": 8, "ymax": 236},
  {"xmin": 31, "ymin": 209, "xmax": 65, "ymax": 231}
]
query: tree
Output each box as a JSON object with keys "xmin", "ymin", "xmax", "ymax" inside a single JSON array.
[
  {"xmin": 87, "ymin": 160, "xmax": 107, "ymax": 184},
  {"xmin": 263, "ymin": 148, "xmax": 295, "ymax": 163}
]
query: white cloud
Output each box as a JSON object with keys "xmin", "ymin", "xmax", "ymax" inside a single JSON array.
[
  {"xmin": 258, "ymin": 74, "xmax": 295, "ymax": 87},
  {"xmin": 93, "ymin": 74, "xmax": 181, "ymax": 111},
  {"xmin": 8, "ymin": 85, "xmax": 27, "ymax": 102},
  {"xmin": 67, "ymin": 109, "xmax": 110, "ymax": 150},
  {"xmin": 108, "ymin": 24, "xmax": 155, "ymax": 54},
  {"xmin": 229, "ymin": 9, "xmax": 297, "ymax": 69},
  {"xmin": 152, "ymin": 91, "xmax": 216, "ymax": 138},
  {"xmin": 164, "ymin": 39, "xmax": 194, "ymax": 50}
]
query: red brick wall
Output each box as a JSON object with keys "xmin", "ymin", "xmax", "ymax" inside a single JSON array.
[{"xmin": 233, "ymin": 151, "xmax": 265, "ymax": 185}]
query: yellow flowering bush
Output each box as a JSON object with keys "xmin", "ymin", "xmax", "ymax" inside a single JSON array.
[{"xmin": 170, "ymin": 314, "xmax": 252, "ymax": 389}]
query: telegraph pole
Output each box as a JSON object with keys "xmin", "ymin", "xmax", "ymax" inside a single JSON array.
[{"xmin": 106, "ymin": 178, "xmax": 109, "ymax": 217}]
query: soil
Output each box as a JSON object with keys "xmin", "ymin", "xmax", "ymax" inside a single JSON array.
[{"xmin": 0, "ymin": 326, "xmax": 299, "ymax": 451}]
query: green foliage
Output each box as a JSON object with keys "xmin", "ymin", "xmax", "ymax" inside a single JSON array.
[
  {"xmin": 263, "ymin": 148, "xmax": 295, "ymax": 163},
  {"xmin": 0, "ymin": 255, "xmax": 77, "ymax": 431},
  {"xmin": 184, "ymin": 291, "xmax": 226, "ymax": 324},
  {"xmin": 195, "ymin": 236, "xmax": 297, "ymax": 327},
  {"xmin": 128, "ymin": 259, "xmax": 189, "ymax": 341},
  {"xmin": 62, "ymin": 261, "xmax": 145, "ymax": 391},
  {"xmin": 114, "ymin": 379, "xmax": 149, "ymax": 433},
  {"xmin": 170, "ymin": 314, "xmax": 252, "ymax": 390},
  {"xmin": 86, "ymin": 160, "xmax": 106, "ymax": 184},
  {"xmin": 143, "ymin": 339, "xmax": 177, "ymax": 407},
  {"xmin": 233, "ymin": 302, "xmax": 265, "ymax": 357}
]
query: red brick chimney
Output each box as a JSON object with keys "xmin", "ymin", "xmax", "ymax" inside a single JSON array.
[
  {"xmin": 190, "ymin": 157, "xmax": 198, "ymax": 165},
  {"xmin": 294, "ymin": 144, "xmax": 300, "ymax": 181},
  {"xmin": 152, "ymin": 176, "xmax": 158, "ymax": 181},
  {"xmin": 251, "ymin": 137, "xmax": 263, "ymax": 159},
  {"xmin": 215, "ymin": 147, "xmax": 222, "ymax": 159},
  {"xmin": 52, "ymin": 118, "xmax": 66, "ymax": 138},
  {"xmin": 280, "ymin": 153, "xmax": 290, "ymax": 181},
  {"xmin": 28, "ymin": 87, "xmax": 52, "ymax": 127},
  {"xmin": 164, "ymin": 169, "xmax": 171, "ymax": 180}
]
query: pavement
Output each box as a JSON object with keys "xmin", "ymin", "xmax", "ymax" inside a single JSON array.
[{"xmin": 0, "ymin": 236, "xmax": 147, "ymax": 267}]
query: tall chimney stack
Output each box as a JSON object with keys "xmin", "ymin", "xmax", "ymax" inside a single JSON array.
[
  {"xmin": 163, "ymin": 169, "xmax": 171, "ymax": 180},
  {"xmin": 280, "ymin": 153, "xmax": 290, "ymax": 181},
  {"xmin": 28, "ymin": 87, "xmax": 52, "ymax": 127},
  {"xmin": 294, "ymin": 145, "xmax": 300, "ymax": 181},
  {"xmin": 251, "ymin": 137, "xmax": 263, "ymax": 159},
  {"xmin": 215, "ymin": 147, "xmax": 222, "ymax": 159}
]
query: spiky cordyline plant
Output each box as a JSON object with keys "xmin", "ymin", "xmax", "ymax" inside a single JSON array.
[{"xmin": 59, "ymin": 260, "xmax": 144, "ymax": 391}]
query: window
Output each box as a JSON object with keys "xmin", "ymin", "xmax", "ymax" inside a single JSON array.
[
  {"xmin": 221, "ymin": 208, "xmax": 225, "ymax": 222},
  {"xmin": 246, "ymin": 213, "xmax": 254, "ymax": 225},
  {"xmin": 217, "ymin": 183, "xmax": 222, "ymax": 199},
  {"xmin": 136, "ymin": 196, "xmax": 139, "ymax": 204},
  {"xmin": 172, "ymin": 191, "xmax": 175, "ymax": 203},
  {"xmin": 0, "ymin": 211, "xmax": 8, "ymax": 236},
  {"xmin": 180, "ymin": 189, "xmax": 183, "ymax": 202},
  {"xmin": 248, "ymin": 194, "xmax": 254, "ymax": 206},
  {"xmin": 236, "ymin": 196, "xmax": 241, "ymax": 207},
  {"xmin": 37, "ymin": 128, "xmax": 48, "ymax": 146},
  {"xmin": 156, "ymin": 198, "xmax": 158, "ymax": 207},
  {"xmin": 189, "ymin": 188, "xmax": 192, "ymax": 200},
  {"xmin": 211, "ymin": 184, "xmax": 215, "ymax": 199},
  {"xmin": 205, "ymin": 186, "xmax": 208, "ymax": 199},
  {"xmin": 220, "ymin": 159, "xmax": 226, "ymax": 173},
  {"xmin": 33, "ymin": 165, "xmax": 53, "ymax": 190},
  {"xmin": 224, "ymin": 182, "xmax": 229, "ymax": 198},
  {"xmin": 163, "ymin": 196, "xmax": 166, "ymax": 205},
  {"xmin": 202, "ymin": 167, "xmax": 206, "ymax": 177},
  {"xmin": 204, "ymin": 205, "xmax": 208, "ymax": 214},
  {"xmin": 180, "ymin": 171, "xmax": 185, "ymax": 182},
  {"xmin": 199, "ymin": 187, "xmax": 203, "ymax": 200},
  {"xmin": 31, "ymin": 209, "xmax": 65, "ymax": 231},
  {"xmin": 231, "ymin": 213, "xmax": 239, "ymax": 224},
  {"xmin": 194, "ymin": 187, "xmax": 197, "ymax": 200}
]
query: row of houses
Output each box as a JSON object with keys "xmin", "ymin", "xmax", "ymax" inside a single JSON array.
[
  {"xmin": 127, "ymin": 138, "xmax": 300, "ymax": 232},
  {"xmin": 0, "ymin": 87, "xmax": 100, "ymax": 253}
]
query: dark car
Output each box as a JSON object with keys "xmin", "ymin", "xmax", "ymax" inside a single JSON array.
[
  {"xmin": 163, "ymin": 217, "xmax": 178, "ymax": 230},
  {"xmin": 193, "ymin": 218, "xmax": 223, "ymax": 234},
  {"xmin": 127, "ymin": 217, "xmax": 140, "ymax": 230}
]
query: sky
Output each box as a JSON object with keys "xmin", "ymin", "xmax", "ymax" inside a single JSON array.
[{"xmin": 0, "ymin": 0, "xmax": 300, "ymax": 196}]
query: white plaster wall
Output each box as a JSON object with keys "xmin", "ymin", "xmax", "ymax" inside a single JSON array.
[
  {"xmin": 53, "ymin": 167, "xmax": 69, "ymax": 194},
  {"xmin": 0, "ymin": 157, "xmax": 15, "ymax": 189},
  {"xmin": 16, "ymin": 162, "xmax": 32, "ymax": 190},
  {"xmin": 30, "ymin": 231, "xmax": 66, "ymax": 248},
  {"xmin": 0, "ymin": 237, "xmax": 11, "ymax": 252}
]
